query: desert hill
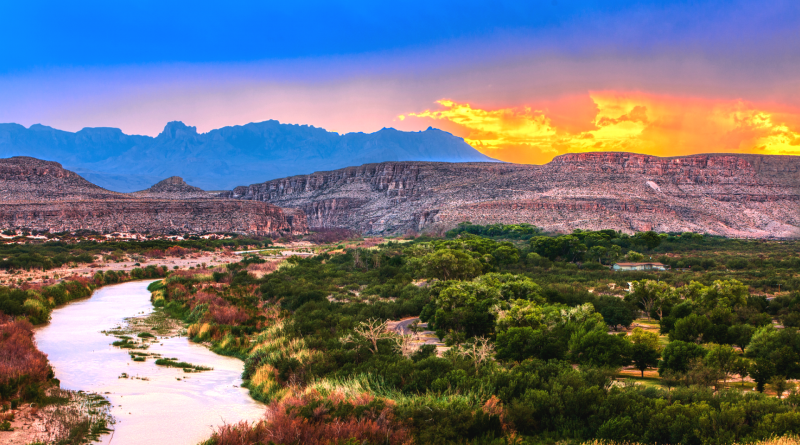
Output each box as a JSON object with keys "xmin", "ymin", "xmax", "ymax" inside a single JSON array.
[
  {"xmin": 0, "ymin": 157, "xmax": 306, "ymax": 236},
  {"xmin": 132, "ymin": 176, "xmax": 211, "ymax": 199},
  {"xmin": 0, "ymin": 121, "xmax": 497, "ymax": 192},
  {"xmin": 223, "ymin": 152, "xmax": 800, "ymax": 239}
]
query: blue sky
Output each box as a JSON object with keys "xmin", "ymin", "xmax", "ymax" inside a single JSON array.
[
  {"xmin": 4, "ymin": 1, "xmax": 797, "ymax": 72},
  {"xmin": 2, "ymin": 0, "xmax": 799, "ymax": 162}
]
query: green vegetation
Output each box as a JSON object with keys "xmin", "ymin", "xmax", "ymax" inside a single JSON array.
[
  {"xmin": 154, "ymin": 358, "xmax": 212, "ymax": 372},
  {"xmin": 0, "ymin": 236, "xmax": 271, "ymax": 271},
  {"xmin": 2, "ymin": 228, "xmax": 800, "ymax": 444},
  {"xmin": 143, "ymin": 227, "xmax": 800, "ymax": 444},
  {"xmin": 0, "ymin": 265, "xmax": 165, "ymax": 324}
]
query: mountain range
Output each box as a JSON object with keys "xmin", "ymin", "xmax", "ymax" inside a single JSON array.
[{"xmin": 0, "ymin": 121, "xmax": 496, "ymax": 192}]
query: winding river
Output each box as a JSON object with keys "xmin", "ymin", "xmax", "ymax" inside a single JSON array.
[{"xmin": 35, "ymin": 280, "xmax": 265, "ymax": 445}]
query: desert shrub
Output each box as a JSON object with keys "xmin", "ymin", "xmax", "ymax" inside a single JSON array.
[{"xmin": 0, "ymin": 316, "xmax": 51, "ymax": 401}]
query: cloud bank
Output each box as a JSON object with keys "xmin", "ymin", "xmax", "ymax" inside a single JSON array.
[{"xmin": 402, "ymin": 93, "xmax": 800, "ymax": 163}]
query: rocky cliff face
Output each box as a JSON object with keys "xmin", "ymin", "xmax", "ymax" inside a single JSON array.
[
  {"xmin": 0, "ymin": 200, "xmax": 303, "ymax": 236},
  {"xmin": 0, "ymin": 157, "xmax": 307, "ymax": 236},
  {"xmin": 223, "ymin": 153, "xmax": 800, "ymax": 239}
]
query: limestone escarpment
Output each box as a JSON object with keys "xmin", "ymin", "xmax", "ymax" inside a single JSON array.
[
  {"xmin": 223, "ymin": 153, "xmax": 800, "ymax": 238},
  {"xmin": 0, "ymin": 157, "xmax": 307, "ymax": 236},
  {"xmin": 0, "ymin": 200, "xmax": 304, "ymax": 236}
]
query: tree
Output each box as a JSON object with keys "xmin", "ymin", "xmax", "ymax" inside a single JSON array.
[
  {"xmin": 626, "ymin": 251, "xmax": 645, "ymax": 262},
  {"xmin": 732, "ymin": 357, "xmax": 750, "ymax": 387},
  {"xmin": 660, "ymin": 369, "xmax": 682, "ymax": 391},
  {"xmin": 703, "ymin": 280, "xmax": 749, "ymax": 309},
  {"xmin": 728, "ymin": 324, "xmax": 756, "ymax": 350},
  {"xmin": 340, "ymin": 318, "xmax": 390, "ymax": 354},
  {"xmin": 495, "ymin": 299, "xmax": 544, "ymax": 331},
  {"xmin": 458, "ymin": 336, "xmax": 495, "ymax": 374},
  {"xmin": 392, "ymin": 333, "xmax": 417, "ymax": 358},
  {"xmin": 409, "ymin": 320, "xmax": 422, "ymax": 336},
  {"xmin": 596, "ymin": 296, "xmax": 634, "ymax": 330},
  {"xmin": 686, "ymin": 359, "xmax": 725, "ymax": 390},
  {"xmin": 495, "ymin": 326, "xmax": 567, "ymax": 362},
  {"xmin": 586, "ymin": 246, "xmax": 608, "ymax": 264},
  {"xmin": 727, "ymin": 258, "xmax": 749, "ymax": 270},
  {"xmin": 430, "ymin": 280, "xmax": 502, "ymax": 338},
  {"xmin": 629, "ymin": 280, "xmax": 677, "ymax": 320},
  {"xmin": 659, "ymin": 340, "xmax": 706, "ymax": 374},
  {"xmin": 569, "ymin": 330, "xmax": 632, "ymax": 368},
  {"xmin": 670, "ymin": 313, "xmax": 710, "ymax": 343},
  {"xmin": 491, "ymin": 245, "xmax": 520, "ymax": 265},
  {"xmin": 529, "ymin": 235, "xmax": 587, "ymax": 262},
  {"xmin": 633, "ymin": 231, "xmax": 662, "ymax": 250},
  {"xmin": 769, "ymin": 375, "xmax": 791, "ymax": 399},
  {"xmin": 750, "ymin": 359, "xmax": 776, "ymax": 393},
  {"xmin": 704, "ymin": 344, "xmax": 739, "ymax": 385},
  {"xmin": 420, "ymin": 249, "xmax": 482, "ymax": 281},
  {"xmin": 629, "ymin": 328, "xmax": 661, "ymax": 377}
]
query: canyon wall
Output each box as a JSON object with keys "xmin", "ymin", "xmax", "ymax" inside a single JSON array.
[
  {"xmin": 0, "ymin": 157, "xmax": 307, "ymax": 236},
  {"xmin": 223, "ymin": 153, "xmax": 800, "ymax": 238}
]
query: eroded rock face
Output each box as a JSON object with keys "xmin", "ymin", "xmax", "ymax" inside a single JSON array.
[
  {"xmin": 223, "ymin": 153, "xmax": 800, "ymax": 238},
  {"xmin": 0, "ymin": 157, "xmax": 307, "ymax": 235},
  {"xmin": 0, "ymin": 200, "xmax": 304, "ymax": 236}
]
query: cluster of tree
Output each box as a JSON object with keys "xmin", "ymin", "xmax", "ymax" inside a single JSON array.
[
  {"xmin": 147, "ymin": 231, "xmax": 800, "ymax": 444},
  {"xmin": 445, "ymin": 222, "xmax": 542, "ymax": 240},
  {"xmin": 0, "ymin": 266, "xmax": 165, "ymax": 324},
  {"xmin": 528, "ymin": 229, "xmax": 663, "ymax": 264},
  {"xmin": 0, "ymin": 237, "xmax": 271, "ymax": 271}
]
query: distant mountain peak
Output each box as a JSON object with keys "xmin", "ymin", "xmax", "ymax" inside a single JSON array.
[
  {"xmin": 159, "ymin": 121, "xmax": 198, "ymax": 139},
  {"xmin": 146, "ymin": 176, "xmax": 203, "ymax": 193},
  {"xmin": 28, "ymin": 124, "xmax": 55, "ymax": 131}
]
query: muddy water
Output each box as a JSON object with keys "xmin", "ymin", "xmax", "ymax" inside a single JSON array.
[{"xmin": 36, "ymin": 280, "xmax": 264, "ymax": 445}]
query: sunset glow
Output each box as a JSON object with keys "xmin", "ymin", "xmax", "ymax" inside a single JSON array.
[{"xmin": 404, "ymin": 94, "xmax": 800, "ymax": 163}]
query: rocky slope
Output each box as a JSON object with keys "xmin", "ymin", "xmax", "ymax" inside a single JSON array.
[
  {"xmin": 223, "ymin": 153, "xmax": 800, "ymax": 239},
  {"xmin": 0, "ymin": 157, "xmax": 307, "ymax": 236}
]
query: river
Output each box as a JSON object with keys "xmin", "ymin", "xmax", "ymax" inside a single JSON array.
[{"xmin": 35, "ymin": 280, "xmax": 265, "ymax": 445}]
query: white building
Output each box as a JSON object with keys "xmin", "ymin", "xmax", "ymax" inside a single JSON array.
[{"xmin": 612, "ymin": 262, "xmax": 668, "ymax": 271}]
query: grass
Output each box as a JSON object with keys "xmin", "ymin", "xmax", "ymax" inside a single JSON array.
[{"xmin": 154, "ymin": 358, "xmax": 212, "ymax": 372}]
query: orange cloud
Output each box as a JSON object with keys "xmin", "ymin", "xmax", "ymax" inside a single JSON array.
[{"xmin": 403, "ymin": 93, "xmax": 800, "ymax": 163}]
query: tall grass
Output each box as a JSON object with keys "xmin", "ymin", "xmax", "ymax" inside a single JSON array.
[{"xmin": 243, "ymin": 319, "xmax": 322, "ymax": 403}]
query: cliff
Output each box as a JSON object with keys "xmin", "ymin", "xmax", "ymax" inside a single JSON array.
[
  {"xmin": 223, "ymin": 153, "xmax": 800, "ymax": 239},
  {"xmin": 0, "ymin": 200, "xmax": 304, "ymax": 236},
  {"xmin": 0, "ymin": 157, "xmax": 307, "ymax": 236}
]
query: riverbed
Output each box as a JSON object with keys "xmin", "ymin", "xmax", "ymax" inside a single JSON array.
[{"xmin": 35, "ymin": 280, "xmax": 264, "ymax": 445}]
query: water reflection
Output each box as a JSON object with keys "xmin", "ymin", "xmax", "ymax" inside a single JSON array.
[{"xmin": 36, "ymin": 280, "xmax": 264, "ymax": 445}]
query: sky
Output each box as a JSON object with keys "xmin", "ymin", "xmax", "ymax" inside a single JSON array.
[{"xmin": 1, "ymin": 0, "xmax": 799, "ymax": 163}]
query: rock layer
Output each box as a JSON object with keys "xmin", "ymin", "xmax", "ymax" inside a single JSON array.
[
  {"xmin": 0, "ymin": 200, "xmax": 302, "ymax": 236},
  {"xmin": 0, "ymin": 157, "xmax": 307, "ymax": 236},
  {"xmin": 223, "ymin": 153, "xmax": 800, "ymax": 238}
]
